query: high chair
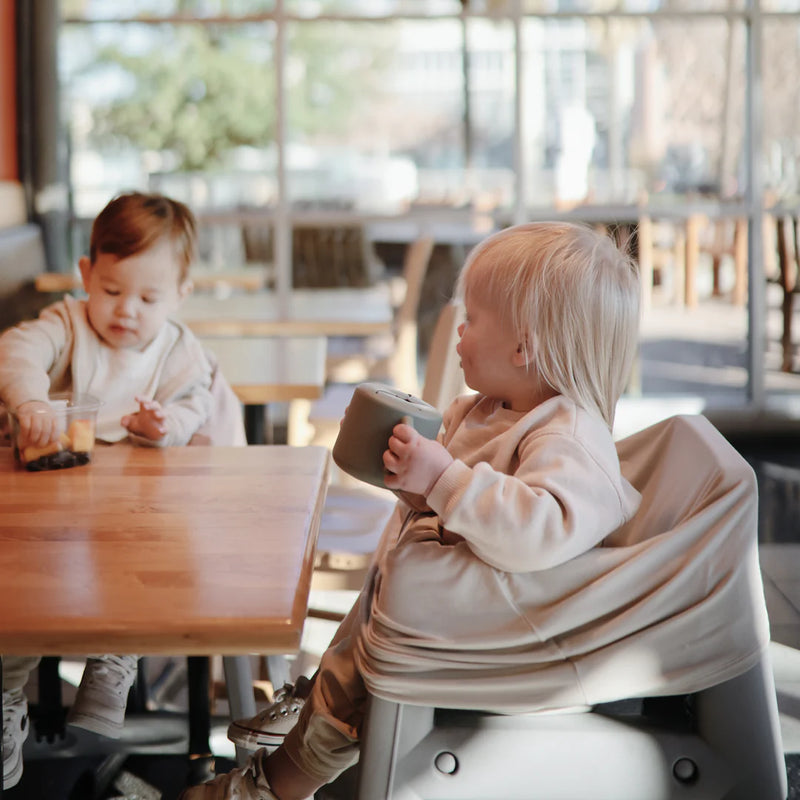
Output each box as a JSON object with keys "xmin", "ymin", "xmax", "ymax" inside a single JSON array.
[{"xmin": 354, "ymin": 415, "xmax": 787, "ymax": 800}]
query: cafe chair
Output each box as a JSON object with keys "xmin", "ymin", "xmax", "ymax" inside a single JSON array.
[
  {"xmin": 292, "ymin": 224, "xmax": 384, "ymax": 289},
  {"xmin": 700, "ymin": 216, "xmax": 748, "ymax": 307},
  {"xmin": 352, "ymin": 415, "xmax": 787, "ymax": 800}
]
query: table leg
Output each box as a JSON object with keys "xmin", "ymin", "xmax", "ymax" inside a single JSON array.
[
  {"xmin": 1, "ymin": 655, "xmax": 3, "ymax": 798},
  {"xmin": 685, "ymin": 214, "xmax": 703, "ymax": 308},
  {"xmin": 732, "ymin": 218, "xmax": 748, "ymax": 307},
  {"xmin": 187, "ymin": 656, "xmax": 211, "ymax": 757},
  {"xmin": 35, "ymin": 656, "xmax": 66, "ymax": 742},
  {"xmin": 244, "ymin": 404, "xmax": 266, "ymax": 445}
]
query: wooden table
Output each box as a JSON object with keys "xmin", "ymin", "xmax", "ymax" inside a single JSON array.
[
  {"xmin": 0, "ymin": 444, "xmax": 329, "ymax": 793},
  {"xmin": 0, "ymin": 444, "xmax": 329, "ymax": 654},
  {"xmin": 181, "ymin": 286, "xmax": 394, "ymax": 338}
]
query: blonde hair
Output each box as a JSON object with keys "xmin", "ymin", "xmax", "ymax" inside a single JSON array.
[
  {"xmin": 456, "ymin": 221, "xmax": 640, "ymax": 429},
  {"xmin": 89, "ymin": 191, "xmax": 197, "ymax": 283}
]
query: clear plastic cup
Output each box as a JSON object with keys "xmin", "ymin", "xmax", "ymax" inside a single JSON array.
[{"xmin": 9, "ymin": 392, "xmax": 102, "ymax": 471}]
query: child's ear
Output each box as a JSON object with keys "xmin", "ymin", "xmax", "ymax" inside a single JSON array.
[
  {"xmin": 78, "ymin": 256, "xmax": 92, "ymax": 293},
  {"xmin": 178, "ymin": 278, "xmax": 194, "ymax": 301},
  {"xmin": 512, "ymin": 336, "xmax": 533, "ymax": 368}
]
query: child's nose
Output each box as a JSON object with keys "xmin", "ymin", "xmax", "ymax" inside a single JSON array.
[
  {"xmin": 457, "ymin": 322, "xmax": 465, "ymax": 337},
  {"xmin": 116, "ymin": 296, "xmax": 137, "ymax": 316}
]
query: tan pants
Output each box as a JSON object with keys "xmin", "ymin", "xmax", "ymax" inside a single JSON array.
[
  {"xmin": 282, "ymin": 596, "xmax": 366, "ymax": 784},
  {"xmin": 2, "ymin": 656, "xmax": 41, "ymax": 693}
]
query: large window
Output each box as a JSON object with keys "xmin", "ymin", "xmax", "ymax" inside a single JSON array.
[{"xmin": 56, "ymin": 0, "xmax": 800, "ymax": 412}]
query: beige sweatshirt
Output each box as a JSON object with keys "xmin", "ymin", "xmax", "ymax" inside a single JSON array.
[{"xmin": 0, "ymin": 296, "xmax": 213, "ymax": 446}]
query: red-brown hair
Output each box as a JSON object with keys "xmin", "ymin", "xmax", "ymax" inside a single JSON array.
[{"xmin": 89, "ymin": 191, "xmax": 197, "ymax": 282}]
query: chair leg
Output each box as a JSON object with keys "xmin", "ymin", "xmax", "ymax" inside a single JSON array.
[
  {"xmin": 695, "ymin": 657, "xmax": 787, "ymax": 800},
  {"xmin": 187, "ymin": 657, "xmax": 211, "ymax": 757},
  {"xmin": 356, "ymin": 697, "xmax": 435, "ymax": 800},
  {"xmin": 265, "ymin": 655, "xmax": 292, "ymax": 690},
  {"xmin": 782, "ymin": 290, "xmax": 794, "ymax": 372}
]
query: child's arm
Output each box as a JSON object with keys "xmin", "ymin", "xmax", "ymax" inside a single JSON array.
[
  {"xmin": 425, "ymin": 430, "xmax": 636, "ymax": 573},
  {"xmin": 0, "ymin": 303, "xmax": 70, "ymax": 413}
]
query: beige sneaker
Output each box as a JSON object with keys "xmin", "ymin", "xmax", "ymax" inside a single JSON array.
[
  {"xmin": 179, "ymin": 749, "xmax": 278, "ymax": 799},
  {"xmin": 67, "ymin": 655, "xmax": 138, "ymax": 738},
  {"xmin": 2, "ymin": 688, "xmax": 29, "ymax": 789},
  {"xmin": 227, "ymin": 676, "xmax": 311, "ymax": 752}
]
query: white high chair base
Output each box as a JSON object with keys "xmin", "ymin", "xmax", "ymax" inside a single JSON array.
[{"xmin": 356, "ymin": 651, "xmax": 786, "ymax": 800}]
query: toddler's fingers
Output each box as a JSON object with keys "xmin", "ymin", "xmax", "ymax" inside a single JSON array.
[
  {"xmin": 391, "ymin": 424, "xmax": 411, "ymax": 444},
  {"xmin": 135, "ymin": 396, "xmax": 159, "ymax": 411},
  {"xmin": 387, "ymin": 433, "xmax": 408, "ymax": 458},
  {"xmin": 383, "ymin": 449, "xmax": 401, "ymax": 474},
  {"xmin": 395, "ymin": 420, "xmax": 420, "ymax": 441},
  {"xmin": 24, "ymin": 415, "xmax": 57, "ymax": 447}
]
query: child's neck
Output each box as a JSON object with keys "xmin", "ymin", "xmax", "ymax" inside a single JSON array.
[{"xmin": 501, "ymin": 385, "xmax": 559, "ymax": 413}]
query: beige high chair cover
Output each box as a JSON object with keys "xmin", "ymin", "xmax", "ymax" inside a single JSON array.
[{"xmin": 354, "ymin": 414, "xmax": 770, "ymax": 711}]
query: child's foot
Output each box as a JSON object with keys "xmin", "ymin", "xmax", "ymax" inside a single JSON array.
[
  {"xmin": 179, "ymin": 749, "xmax": 278, "ymax": 799},
  {"xmin": 67, "ymin": 655, "xmax": 138, "ymax": 738},
  {"xmin": 227, "ymin": 676, "xmax": 311, "ymax": 751},
  {"xmin": 2, "ymin": 688, "xmax": 30, "ymax": 789}
]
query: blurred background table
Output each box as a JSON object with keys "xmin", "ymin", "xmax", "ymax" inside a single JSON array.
[
  {"xmin": 181, "ymin": 286, "xmax": 393, "ymax": 338},
  {"xmin": 200, "ymin": 335, "xmax": 327, "ymax": 443}
]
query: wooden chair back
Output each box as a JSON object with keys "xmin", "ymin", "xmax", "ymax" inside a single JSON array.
[
  {"xmin": 292, "ymin": 225, "xmax": 381, "ymax": 288},
  {"xmin": 385, "ymin": 236, "xmax": 435, "ymax": 393}
]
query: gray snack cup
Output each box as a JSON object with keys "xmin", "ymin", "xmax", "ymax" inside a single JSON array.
[{"xmin": 332, "ymin": 382, "xmax": 443, "ymax": 488}]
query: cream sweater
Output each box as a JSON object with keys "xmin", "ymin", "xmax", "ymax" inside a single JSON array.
[{"xmin": 0, "ymin": 296, "xmax": 213, "ymax": 446}]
